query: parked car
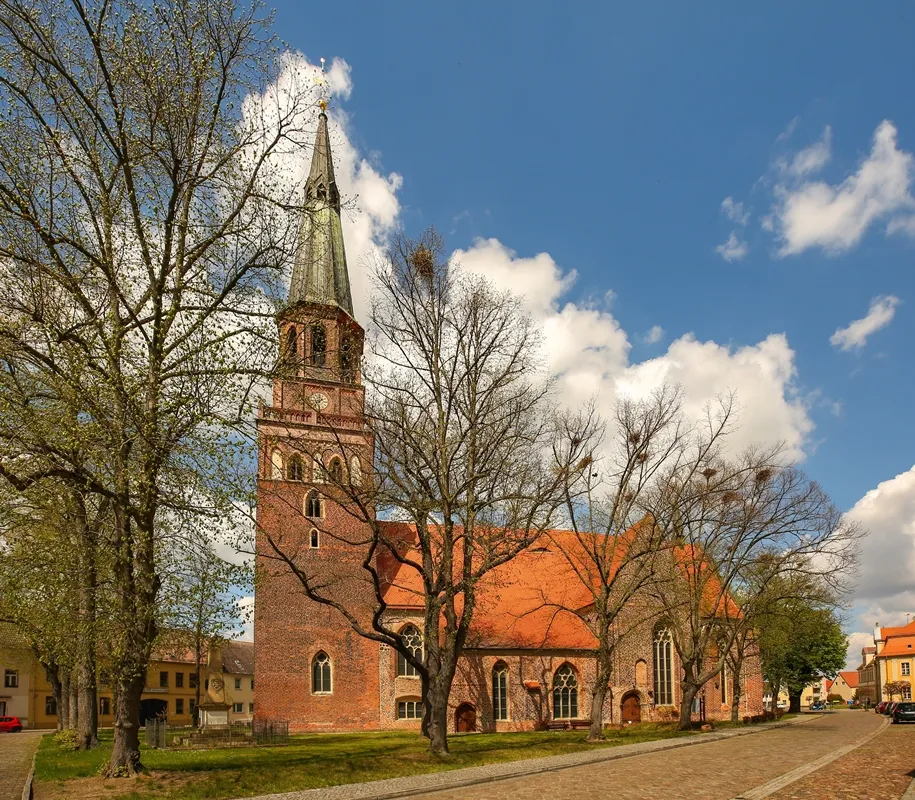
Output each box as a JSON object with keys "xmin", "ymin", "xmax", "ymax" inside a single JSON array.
[
  {"xmin": 892, "ymin": 702, "xmax": 915, "ymax": 723},
  {"xmin": 875, "ymin": 701, "xmax": 888, "ymax": 714},
  {"xmin": 0, "ymin": 716, "xmax": 22, "ymax": 733},
  {"xmin": 810, "ymin": 701, "xmax": 825, "ymax": 711},
  {"xmin": 883, "ymin": 702, "xmax": 898, "ymax": 716}
]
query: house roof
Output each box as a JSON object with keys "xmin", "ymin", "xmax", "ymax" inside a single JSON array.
[
  {"xmin": 837, "ymin": 671, "xmax": 859, "ymax": 688},
  {"xmin": 878, "ymin": 620, "xmax": 915, "ymax": 640},
  {"xmin": 879, "ymin": 635, "xmax": 915, "ymax": 658},
  {"xmin": 825, "ymin": 679, "xmax": 834, "ymax": 692},
  {"xmin": 862, "ymin": 646, "xmax": 876, "ymax": 654},
  {"xmin": 376, "ymin": 520, "xmax": 741, "ymax": 650},
  {"xmin": 221, "ymin": 640, "xmax": 254, "ymax": 675}
]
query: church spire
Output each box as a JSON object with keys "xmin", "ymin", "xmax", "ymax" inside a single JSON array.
[{"xmin": 287, "ymin": 106, "xmax": 354, "ymax": 316}]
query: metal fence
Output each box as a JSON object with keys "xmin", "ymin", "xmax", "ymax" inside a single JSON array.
[{"xmin": 145, "ymin": 719, "xmax": 290, "ymax": 749}]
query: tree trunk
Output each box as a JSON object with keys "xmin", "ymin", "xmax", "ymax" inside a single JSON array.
[
  {"xmin": 427, "ymin": 684, "xmax": 450, "ymax": 756},
  {"xmin": 78, "ymin": 662, "xmax": 98, "ymax": 749},
  {"xmin": 730, "ymin": 660, "xmax": 743, "ymax": 724},
  {"xmin": 589, "ymin": 648, "xmax": 611, "ymax": 741},
  {"xmin": 788, "ymin": 689, "xmax": 801, "ymax": 714},
  {"xmin": 44, "ymin": 663, "xmax": 63, "ymax": 733},
  {"xmin": 68, "ymin": 670, "xmax": 79, "ymax": 731},
  {"xmin": 678, "ymin": 681, "xmax": 699, "ymax": 731},
  {"xmin": 59, "ymin": 670, "xmax": 70, "ymax": 729},
  {"xmin": 107, "ymin": 674, "xmax": 145, "ymax": 776}
]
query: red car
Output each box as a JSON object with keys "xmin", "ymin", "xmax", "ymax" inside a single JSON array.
[
  {"xmin": 875, "ymin": 701, "xmax": 889, "ymax": 714},
  {"xmin": 0, "ymin": 716, "xmax": 22, "ymax": 733}
]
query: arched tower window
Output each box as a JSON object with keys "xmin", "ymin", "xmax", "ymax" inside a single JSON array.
[
  {"xmin": 340, "ymin": 333, "xmax": 357, "ymax": 383},
  {"xmin": 350, "ymin": 456, "xmax": 362, "ymax": 487},
  {"xmin": 552, "ymin": 664, "xmax": 578, "ymax": 719},
  {"xmin": 309, "ymin": 528, "xmax": 320, "ymax": 549},
  {"xmin": 492, "ymin": 662, "xmax": 508, "ymax": 721},
  {"xmin": 284, "ymin": 326, "xmax": 298, "ymax": 365},
  {"xmin": 397, "ymin": 625, "xmax": 423, "ymax": 678},
  {"xmin": 304, "ymin": 490, "xmax": 323, "ymax": 519},
  {"xmin": 653, "ymin": 625, "xmax": 673, "ymax": 705},
  {"xmin": 328, "ymin": 457, "xmax": 344, "ymax": 484},
  {"xmin": 310, "ymin": 324, "xmax": 327, "ymax": 366},
  {"xmin": 312, "ymin": 457, "xmax": 326, "ymax": 484},
  {"xmin": 312, "ymin": 651, "xmax": 331, "ymax": 694},
  {"xmin": 270, "ymin": 449, "xmax": 283, "ymax": 480},
  {"xmin": 287, "ymin": 455, "xmax": 304, "ymax": 482}
]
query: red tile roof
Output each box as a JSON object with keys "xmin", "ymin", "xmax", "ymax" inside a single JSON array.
[
  {"xmin": 837, "ymin": 671, "xmax": 859, "ymax": 688},
  {"xmin": 879, "ymin": 635, "xmax": 915, "ymax": 658},
  {"xmin": 376, "ymin": 521, "xmax": 741, "ymax": 650},
  {"xmin": 879, "ymin": 620, "xmax": 915, "ymax": 640}
]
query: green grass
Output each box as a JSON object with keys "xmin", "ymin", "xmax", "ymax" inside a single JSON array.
[{"xmin": 35, "ymin": 724, "xmax": 698, "ymax": 800}]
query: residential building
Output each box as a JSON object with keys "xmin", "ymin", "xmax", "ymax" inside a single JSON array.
[
  {"xmin": 253, "ymin": 107, "xmax": 766, "ymax": 734},
  {"xmin": 856, "ymin": 621, "xmax": 915, "ymax": 704},
  {"xmin": 801, "ymin": 676, "xmax": 831, "ymax": 707},
  {"xmin": 829, "ymin": 671, "xmax": 859, "ymax": 703},
  {"xmin": 199, "ymin": 640, "xmax": 255, "ymax": 727},
  {"xmin": 0, "ymin": 625, "xmax": 33, "ymax": 726}
]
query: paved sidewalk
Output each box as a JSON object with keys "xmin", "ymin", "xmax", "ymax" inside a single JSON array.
[
  {"xmin": 0, "ymin": 731, "xmax": 42, "ymax": 800},
  {"xmin": 767, "ymin": 715, "xmax": 915, "ymax": 800},
  {"xmin": 237, "ymin": 713, "xmax": 882, "ymax": 800}
]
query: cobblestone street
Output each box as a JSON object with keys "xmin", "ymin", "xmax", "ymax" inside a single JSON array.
[
  {"xmin": 0, "ymin": 731, "xmax": 41, "ymax": 800},
  {"xmin": 408, "ymin": 712, "xmax": 889, "ymax": 800}
]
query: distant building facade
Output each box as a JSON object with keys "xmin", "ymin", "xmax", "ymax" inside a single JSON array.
[{"xmin": 858, "ymin": 620, "xmax": 915, "ymax": 704}]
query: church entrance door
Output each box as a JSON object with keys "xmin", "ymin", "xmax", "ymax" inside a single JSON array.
[
  {"xmin": 621, "ymin": 692, "xmax": 641, "ymax": 723},
  {"xmin": 455, "ymin": 703, "xmax": 476, "ymax": 732}
]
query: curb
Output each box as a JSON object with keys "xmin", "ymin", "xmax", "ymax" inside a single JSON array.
[
  {"xmin": 902, "ymin": 777, "xmax": 915, "ymax": 799},
  {"xmin": 236, "ymin": 714, "xmax": 820, "ymax": 800},
  {"xmin": 21, "ymin": 751, "xmax": 36, "ymax": 800}
]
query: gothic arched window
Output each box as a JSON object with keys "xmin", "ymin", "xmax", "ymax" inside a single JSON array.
[
  {"xmin": 350, "ymin": 456, "xmax": 362, "ymax": 487},
  {"xmin": 312, "ymin": 651, "xmax": 331, "ymax": 694},
  {"xmin": 304, "ymin": 490, "xmax": 323, "ymax": 519},
  {"xmin": 653, "ymin": 625, "xmax": 674, "ymax": 705},
  {"xmin": 311, "ymin": 324, "xmax": 327, "ymax": 366},
  {"xmin": 328, "ymin": 457, "xmax": 343, "ymax": 484},
  {"xmin": 397, "ymin": 626, "xmax": 423, "ymax": 678},
  {"xmin": 309, "ymin": 528, "xmax": 320, "ymax": 549},
  {"xmin": 287, "ymin": 455, "xmax": 304, "ymax": 482},
  {"xmin": 553, "ymin": 664, "xmax": 578, "ymax": 719},
  {"xmin": 340, "ymin": 333, "xmax": 357, "ymax": 383},
  {"xmin": 492, "ymin": 662, "xmax": 508, "ymax": 721},
  {"xmin": 284, "ymin": 327, "xmax": 298, "ymax": 365},
  {"xmin": 270, "ymin": 449, "xmax": 283, "ymax": 480}
]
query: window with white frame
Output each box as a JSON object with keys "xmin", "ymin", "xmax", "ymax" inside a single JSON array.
[
  {"xmin": 903, "ymin": 683, "xmax": 912, "ymax": 700},
  {"xmin": 397, "ymin": 698, "xmax": 422, "ymax": 719},
  {"xmin": 902, "ymin": 662, "xmax": 911, "ymax": 676},
  {"xmin": 312, "ymin": 651, "xmax": 332, "ymax": 694},
  {"xmin": 3, "ymin": 670, "xmax": 18, "ymax": 688},
  {"xmin": 397, "ymin": 626, "xmax": 423, "ymax": 678},
  {"xmin": 552, "ymin": 664, "xmax": 578, "ymax": 719},
  {"xmin": 310, "ymin": 528, "xmax": 320, "ymax": 549},
  {"xmin": 232, "ymin": 702, "xmax": 243, "ymax": 713},
  {"xmin": 653, "ymin": 626, "xmax": 673, "ymax": 705},
  {"xmin": 492, "ymin": 662, "xmax": 508, "ymax": 721}
]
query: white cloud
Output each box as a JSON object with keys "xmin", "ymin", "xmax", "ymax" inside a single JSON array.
[
  {"xmin": 771, "ymin": 121, "xmax": 915, "ymax": 256},
  {"xmin": 644, "ymin": 325, "xmax": 664, "ymax": 345},
  {"xmin": 844, "ymin": 630, "xmax": 874, "ymax": 670},
  {"xmin": 784, "ymin": 126, "xmax": 832, "ymax": 177},
  {"xmin": 845, "ymin": 465, "xmax": 915, "ymax": 629},
  {"xmin": 721, "ymin": 196, "xmax": 750, "ymax": 226},
  {"xmin": 453, "ymin": 238, "xmax": 814, "ymax": 461},
  {"xmin": 830, "ymin": 295, "xmax": 900, "ymax": 351},
  {"xmin": 716, "ymin": 232, "xmax": 750, "ymax": 262}
]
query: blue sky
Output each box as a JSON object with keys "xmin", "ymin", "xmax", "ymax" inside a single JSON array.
[{"xmin": 261, "ymin": 1, "xmax": 915, "ymax": 664}]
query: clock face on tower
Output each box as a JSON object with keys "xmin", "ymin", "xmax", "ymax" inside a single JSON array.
[{"xmin": 309, "ymin": 392, "xmax": 329, "ymax": 411}]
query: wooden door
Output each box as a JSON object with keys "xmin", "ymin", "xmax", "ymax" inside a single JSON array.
[
  {"xmin": 455, "ymin": 703, "xmax": 476, "ymax": 732},
  {"xmin": 621, "ymin": 693, "xmax": 641, "ymax": 723}
]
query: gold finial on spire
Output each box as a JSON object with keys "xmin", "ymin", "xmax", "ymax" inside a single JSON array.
[{"xmin": 314, "ymin": 57, "xmax": 330, "ymax": 115}]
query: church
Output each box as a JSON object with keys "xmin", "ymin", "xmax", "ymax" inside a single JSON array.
[{"xmin": 252, "ymin": 108, "xmax": 765, "ymax": 734}]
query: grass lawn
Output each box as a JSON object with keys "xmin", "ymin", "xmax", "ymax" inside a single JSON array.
[{"xmin": 35, "ymin": 723, "xmax": 700, "ymax": 800}]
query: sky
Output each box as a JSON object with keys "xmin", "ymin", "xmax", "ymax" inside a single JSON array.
[{"xmin": 243, "ymin": 0, "xmax": 915, "ymax": 667}]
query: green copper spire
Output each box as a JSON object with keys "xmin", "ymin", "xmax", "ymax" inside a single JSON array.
[{"xmin": 288, "ymin": 110, "xmax": 354, "ymax": 316}]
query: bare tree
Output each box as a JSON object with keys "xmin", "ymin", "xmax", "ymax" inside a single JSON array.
[
  {"xmin": 545, "ymin": 387, "xmax": 685, "ymax": 740},
  {"xmin": 644, "ymin": 403, "xmax": 861, "ymax": 730},
  {"xmin": 258, "ymin": 229, "xmax": 578, "ymax": 755},
  {"xmin": 0, "ymin": 0, "xmax": 308, "ymax": 773}
]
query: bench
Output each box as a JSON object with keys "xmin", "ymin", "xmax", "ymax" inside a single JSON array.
[{"xmin": 546, "ymin": 719, "xmax": 592, "ymax": 731}]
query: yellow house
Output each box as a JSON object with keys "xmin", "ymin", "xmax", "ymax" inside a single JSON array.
[
  {"xmin": 829, "ymin": 671, "xmax": 859, "ymax": 703},
  {"xmin": 199, "ymin": 641, "xmax": 255, "ymax": 726},
  {"xmin": 0, "ymin": 635, "xmax": 254, "ymax": 729},
  {"xmin": 0, "ymin": 625, "xmax": 33, "ymax": 727},
  {"xmin": 873, "ymin": 620, "xmax": 914, "ymax": 702}
]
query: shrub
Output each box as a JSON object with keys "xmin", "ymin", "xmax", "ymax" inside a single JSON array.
[
  {"xmin": 827, "ymin": 693, "xmax": 844, "ymax": 704},
  {"xmin": 53, "ymin": 729, "xmax": 79, "ymax": 750}
]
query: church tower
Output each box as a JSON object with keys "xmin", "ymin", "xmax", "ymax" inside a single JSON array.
[{"xmin": 253, "ymin": 106, "xmax": 380, "ymax": 731}]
